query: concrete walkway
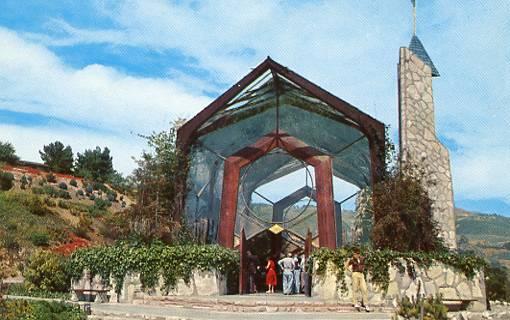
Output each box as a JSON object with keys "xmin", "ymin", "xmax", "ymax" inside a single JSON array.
[{"xmin": 91, "ymin": 303, "xmax": 392, "ymax": 320}]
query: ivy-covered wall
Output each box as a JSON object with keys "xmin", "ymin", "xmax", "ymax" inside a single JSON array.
[
  {"xmin": 69, "ymin": 243, "xmax": 239, "ymax": 301},
  {"xmin": 310, "ymin": 248, "xmax": 486, "ymax": 311}
]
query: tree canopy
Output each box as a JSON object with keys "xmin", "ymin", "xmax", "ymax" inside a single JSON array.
[
  {"xmin": 39, "ymin": 141, "xmax": 74, "ymax": 173},
  {"xmin": 371, "ymin": 160, "xmax": 444, "ymax": 252},
  {"xmin": 116, "ymin": 121, "xmax": 189, "ymax": 243},
  {"xmin": 74, "ymin": 146, "xmax": 114, "ymax": 182},
  {"xmin": 0, "ymin": 141, "xmax": 19, "ymax": 164}
]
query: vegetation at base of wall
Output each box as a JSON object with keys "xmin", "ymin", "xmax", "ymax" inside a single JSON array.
[
  {"xmin": 23, "ymin": 250, "xmax": 71, "ymax": 293},
  {"xmin": 309, "ymin": 247, "xmax": 486, "ymax": 293},
  {"xmin": 485, "ymin": 262, "xmax": 510, "ymax": 302},
  {"xmin": 393, "ymin": 294, "xmax": 448, "ymax": 320},
  {"xmin": 68, "ymin": 243, "xmax": 239, "ymax": 294},
  {"xmin": 6, "ymin": 283, "xmax": 70, "ymax": 300},
  {"xmin": 372, "ymin": 159, "xmax": 445, "ymax": 252},
  {"xmin": 0, "ymin": 299, "xmax": 85, "ymax": 320}
]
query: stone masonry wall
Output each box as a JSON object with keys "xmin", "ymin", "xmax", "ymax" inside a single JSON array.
[
  {"xmin": 71, "ymin": 269, "xmax": 227, "ymax": 303},
  {"xmin": 312, "ymin": 262, "xmax": 487, "ymax": 312},
  {"xmin": 398, "ymin": 47, "xmax": 457, "ymax": 248},
  {"xmin": 109, "ymin": 270, "xmax": 227, "ymax": 303}
]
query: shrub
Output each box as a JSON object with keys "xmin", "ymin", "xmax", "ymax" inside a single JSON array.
[
  {"xmin": 44, "ymin": 197, "xmax": 56, "ymax": 207},
  {"xmin": 75, "ymin": 189, "xmax": 84, "ymax": 197},
  {"xmin": 85, "ymin": 184, "xmax": 93, "ymax": 194},
  {"xmin": 88, "ymin": 194, "xmax": 95, "ymax": 201},
  {"xmin": 73, "ymin": 215, "xmax": 92, "ymax": 239},
  {"xmin": 0, "ymin": 300, "xmax": 85, "ymax": 320},
  {"xmin": 95, "ymin": 198, "xmax": 110, "ymax": 209},
  {"xmin": 394, "ymin": 295, "xmax": 447, "ymax": 320},
  {"xmin": 58, "ymin": 182, "xmax": 67, "ymax": 190},
  {"xmin": 485, "ymin": 263, "xmax": 510, "ymax": 302},
  {"xmin": 46, "ymin": 172, "xmax": 57, "ymax": 183},
  {"xmin": 57, "ymin": 200, "xmax": 69, "ymax": 209},
  {"xmin": 20, "ymin": 175, "xmax": 29, "ymax": 189},
  {"xmin": 1, "ymin": 234, "xmax": 20, "ymax": 253},
  {"xmin": 87, "ymin": 198, "xmax": 109, "ymax": 217},
  {"xmin": 29, "ymin": 232, "xmax": 50, "ymax": 246},
  {"xmin": 372, "ymin": 160, "xmax": 444, "ymax": 252},
  {"xmin": 56, "ymin": 190, "xmax": 71, "ymax": 200},
  {"xmin": 6, "ymin": 283, "xmax": 70, "ymax": 300},
  {"xmin": 69, "ymin": 179, "xmax": 78, "ymax": 187},
  {"xmin": 0, "ymin": 171, "xmax": 14, "ymax": 190},
  {"xmin": 107, "ymin": 190, "xmax": 117, "ymax": 202},
  {"xmin": 92, "ymin": 181, "xmax": 107, "ymax": 192},
  {"xmin": 5, "ymin": 192, "xmax": 49, "ymax": 216},
  {"xmin": 23, "ymin": 250, "xmax": 70, "ymax": 293},
  {"xmin": 0, "ymin": 247, "xmax": 17, "ymax": 282}
]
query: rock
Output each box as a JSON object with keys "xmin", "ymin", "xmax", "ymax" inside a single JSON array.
[{"xmin": 457, "ymin": 281, "xmax": 472, "ymax": 299}]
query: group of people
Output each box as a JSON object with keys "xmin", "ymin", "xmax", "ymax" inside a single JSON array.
[
  {"xmin": 247, "ymin": 248, "xmax": 370, "ymax": 312},
  {"xmin": 246, "ymin": 251, "xmax": 306, "ymax": 295},
  {"xmin": 266, "ymin": 252, "xmax": 305, "ymax": 295}
]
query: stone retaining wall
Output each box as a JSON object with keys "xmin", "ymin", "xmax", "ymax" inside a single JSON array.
[
  {"xmin": 312, "ymin": 262, "xmax": 486, "ymax": 312},
  {"xmin": 71, "ymin": 269, "xmax": 227, "ymax": 303}
]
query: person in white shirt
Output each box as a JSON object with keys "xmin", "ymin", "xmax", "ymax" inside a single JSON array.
[{"xmin": 278, "ymin": 253, "xmax": 295, "ymax": 295}]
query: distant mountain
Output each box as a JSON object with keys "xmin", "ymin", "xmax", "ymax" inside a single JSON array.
[{"xmin": 456, "ymin": 208, "xmax": 510, "ymax": 245}]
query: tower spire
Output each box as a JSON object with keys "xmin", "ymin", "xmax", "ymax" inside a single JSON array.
[{"xmin": 411, "ymin": 0, "xmax": 417, "ymax": 35}]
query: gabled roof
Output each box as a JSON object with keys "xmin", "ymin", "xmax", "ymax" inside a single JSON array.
[
  {"xmin": 176, "ymin": 57, "xmax": 385, "ymax": 150},
  {"xmin": 409, "ymin": 35, "xmax": 440, "ymax": 77}
]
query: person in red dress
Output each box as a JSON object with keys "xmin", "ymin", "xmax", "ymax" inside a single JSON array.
[{"xmin": 265, "ymin": 257, "xmax": 277, "ymax": 293}]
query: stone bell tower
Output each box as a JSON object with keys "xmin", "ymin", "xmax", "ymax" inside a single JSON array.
[{"xmin": 398, "ymin": 18, "xmax": 457, "ymax": 248}]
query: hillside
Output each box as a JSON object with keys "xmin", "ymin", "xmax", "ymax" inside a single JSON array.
[
  {"xmin": 0, "ymin": 163, "xmax": 133, "ymax": 267},
  {"xmin": 455, "ymin": 208, "xmax": 510, "ymax": 269}
]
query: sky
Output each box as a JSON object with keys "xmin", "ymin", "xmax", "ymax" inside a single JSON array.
[{"xmin": 0, "ymin": 1, "xmax": 508, "ymax": 215}]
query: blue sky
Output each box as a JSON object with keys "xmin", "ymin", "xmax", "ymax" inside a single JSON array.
[{"xmin": 0, "ymin": 1, "xmax": 508, "ymax": 216}]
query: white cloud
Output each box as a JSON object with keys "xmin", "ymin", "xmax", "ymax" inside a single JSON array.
[{"xmin": 0, "ymin": 27, "xmax": 212, "ymax": 135}]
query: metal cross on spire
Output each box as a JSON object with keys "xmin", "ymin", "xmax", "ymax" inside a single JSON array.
[{"xmin": 411, "ymin": 0, "xmax": 417, "ymax": 35}]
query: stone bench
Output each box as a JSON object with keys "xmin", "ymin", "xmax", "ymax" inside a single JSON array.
[
  {"xmin": 442, "ymin": 298, "xmax": 478, "ymax": 312},
  {"xmin": 72, "ymin": 288, "xmax": 110, "ymax": 303}
]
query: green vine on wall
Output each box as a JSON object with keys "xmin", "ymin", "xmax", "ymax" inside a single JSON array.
[
  {"xmin": 308, "ymin": 247, "xmax": 486, "ymax": 293},
  {"xmin": 67, "ymin": 243, "xmax": 239, "ymax": 294}
]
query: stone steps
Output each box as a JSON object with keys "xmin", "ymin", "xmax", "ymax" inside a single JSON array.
[
  {"xmin": 132, "ymin": 296, "xmax": 393, "ymax": 313},
  {"xmin": 89, "ymin": 312, "xmax": 188, "ymax": 320}
]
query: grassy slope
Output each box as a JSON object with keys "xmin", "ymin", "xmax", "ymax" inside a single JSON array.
[{"xmin": 0, "ymin": 191, "xmax": 69, "ymax": 250}]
